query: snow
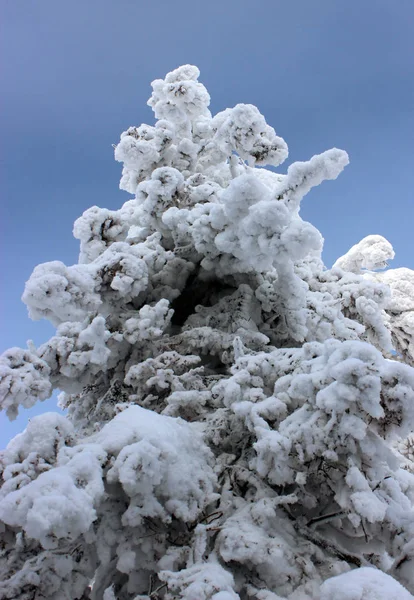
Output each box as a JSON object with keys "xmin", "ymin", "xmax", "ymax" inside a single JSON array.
[
  {"xmin": 98, "ymin": 405, "xmax": 218, "ymax": 523},
  {"xmin": 0, "ymin": 347, "xmax": 52, "ymax": 419},
  {"xmin": 160, "ymin": 560, "xmax": 240, "ymax": 600},
  {"xmin": 320, "ymin": 567, "xmax": 414, "ymax": 599},
  {"xmin": 0, "ymin": 443, "xmax": 105, "ymax": 548},
  {"xmin": 1, "ymin": 63, "xmax": 414, "ymax": 600},
  {"xmin": 333, "ymin": 235, "xmax": 395, "ymax": 273},
  {"xmin": 2, "ymin": 411, "xmax": 74, "ymax": 467},
  {"xmin": 211, "ymin": 103, "xmax": 288, "ymax": 167}
]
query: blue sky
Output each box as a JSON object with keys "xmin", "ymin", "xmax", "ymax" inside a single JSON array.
[{"xmin": 1, "ymin": 0, "xmax": 413, "ymax": 445}]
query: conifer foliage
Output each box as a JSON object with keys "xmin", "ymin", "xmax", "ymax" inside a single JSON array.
[{"xmin": 1, "ymin": 65, "xmax": 414, "ymax": 599}]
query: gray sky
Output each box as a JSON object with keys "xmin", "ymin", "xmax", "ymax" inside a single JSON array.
[{"xmin": 1, "ymin": 0, "xmax": 413, "ymax": 444}]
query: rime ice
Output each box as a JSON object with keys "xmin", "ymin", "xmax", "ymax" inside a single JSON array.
[{"xmin": 1, "ymin": 65, "xmax": 414, "ymax": 600}]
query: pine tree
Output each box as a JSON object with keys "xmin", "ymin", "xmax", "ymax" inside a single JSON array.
[{"xmin": 1, "ymin": 65, "xmax": 414, "ymax": 600}]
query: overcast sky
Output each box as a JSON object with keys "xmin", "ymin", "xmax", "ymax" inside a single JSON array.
[{"xmin": 1, "ymin": 0, "xmax": 413, "ymax": 445}]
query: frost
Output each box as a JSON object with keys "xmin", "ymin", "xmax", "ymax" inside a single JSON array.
[
  {"xmin": 0, "ymin": 444, "xmax": 105, "ymax": 548},
  {"xmin": 1, "ymin": 64, "xmax": 414, "ymax": 600},
  {"xmin": 373, "ymin": 267, "xmax": 414, "ymax": 365},
  {"xmin": 211, "ymin": 103, "xmax": 288, "ymax": 167},
  {"xmin": 0, "ymin": 347, "xmax": 52, "ymax": 419},
  {"xmin": 333, "ymin": 235, "xmax": 395, "ymax": 273}
]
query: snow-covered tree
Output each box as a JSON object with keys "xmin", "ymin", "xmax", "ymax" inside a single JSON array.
[{"xmin": 1, "ymin": 65, "xmax": 414, "ymax": 600}]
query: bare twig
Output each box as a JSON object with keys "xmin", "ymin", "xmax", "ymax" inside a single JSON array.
[
  {"xmin": 307, "ymin": 510, "xmax": 347, "ymax": 527},
  {"xmin": 296, "ymin": 523, "xmax": 364, "ymax": 568}
]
